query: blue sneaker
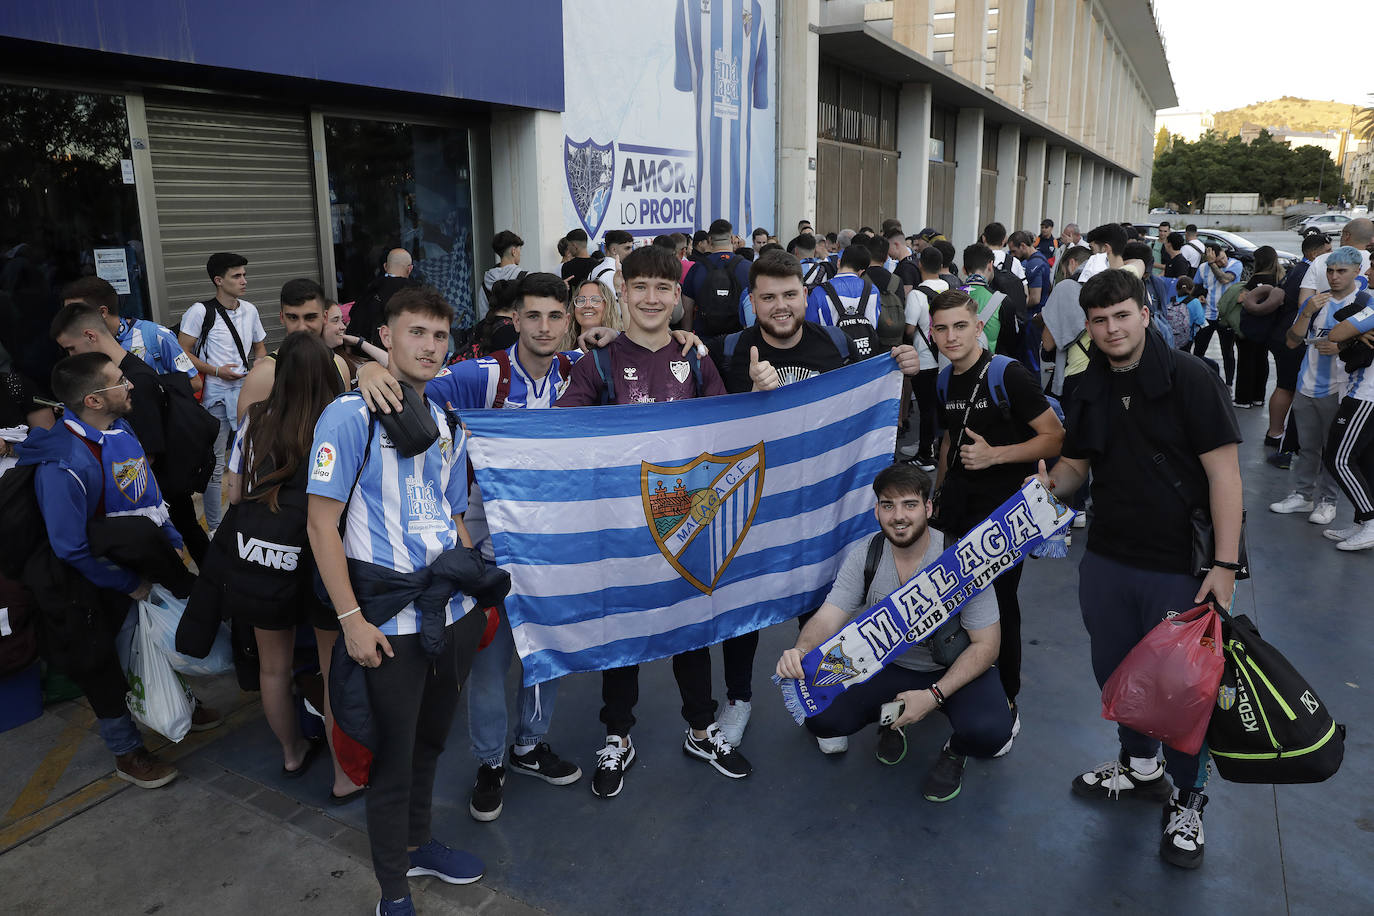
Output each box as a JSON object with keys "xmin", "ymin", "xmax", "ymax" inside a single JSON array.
[
  {"xmin": 406, "ymin": 839, "xmax": 484, "ymax": 885},
  {"xmin": 377, "ymin": 896, "xmax": 416, "ymax": 916}
]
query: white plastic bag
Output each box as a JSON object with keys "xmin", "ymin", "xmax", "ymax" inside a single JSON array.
[
  {"xmin": 125, "ymin": 600, "xmax": 194, "ymax": 742},
  {"xmin": 140, "ymin": 584, "xmax": 234, "ymax": 677}
]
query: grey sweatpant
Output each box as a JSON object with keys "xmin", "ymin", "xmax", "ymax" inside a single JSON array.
[{"xmin": 1289, "ymin": 391, "xmax": 1340, "ymax": 504}]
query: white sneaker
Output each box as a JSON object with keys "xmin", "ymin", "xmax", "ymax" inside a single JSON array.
[
  {"xmin": 1336, "ymin": 520, "xmax": 1374, "ymax": 552},
  {"xmin": 816, "ymin": 735, "xmax": 849, "ymax": 754},
  {"xmin": 1308, "ymin": 500, "xmax": 1338, "ymax": 526},
  {"xmin": 1269, "ymin": 493, "xmax": 1314, "ymax": 514},
  {"xmin": 1324, "ymin": 523, "xmax": 1362, "ymax": 542},
  {"xmin": 716, "ymin": 700, "xmax": 752, "ymax": 747}
]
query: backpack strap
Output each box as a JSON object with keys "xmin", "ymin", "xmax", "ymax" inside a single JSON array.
[
  {"xmin": 820, "ymin": 281, "xmax": 845, "ymax": 322},
  {"xmin": 686, "ymin": 347, "xmax": 704, "ymax": 397},
  {"xmin": 490, "ymin": 349, "xmax": 513, "ymax": 409},
  {"xmin": 820, "ymin": 325, "xmax": 850, "ymax": 362},
  {"xmin": 722, "ymin": 330, "xmax": 746, "ymax": 373},
  {"xmin": 555, "ymin": 352, "xmax": 573, "ymax": 386},
  {"xmin": 986, "ymin": 354, "xmax": 1013, "ymax": 412},
  {"xmin": 978, "ymin": 291, "xmax": 1005, "ymax": 326},
  {"xmin": 858, "ymin": 279, "xmax": 875, "ymax": 321},
  {"xmin": 914, "ymin": 285, "xmax": 942, "ymax": 359},
  {"xmin": 935, "ymin": 363, "xmax": 953, "ymax": 404},
  {"xmin": 861, "ymin": 532, "xmax": 885, "ymax": 601},
  {"xmin": 885, "ymin": 272, "xmax": 901, "ymax": 296},
  {"xmin": 591, "ymin": 346, "xmax": 615, "ymax": 405}
]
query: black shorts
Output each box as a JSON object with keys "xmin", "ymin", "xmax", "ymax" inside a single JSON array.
[
  {"xmin": 238, "ymin": 591, "xmax": 338, "ymax": 632},
  {"xmin": 1270, "ymin": 341, "xmax": 1304, "ymax": 391}
]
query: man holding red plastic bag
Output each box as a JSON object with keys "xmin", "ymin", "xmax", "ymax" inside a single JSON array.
[{"xmin": 1032, "ymin": 269, "xmax": 1244, "ymax": 870}]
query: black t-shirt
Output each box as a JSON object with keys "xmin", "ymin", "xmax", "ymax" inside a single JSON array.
[
  {"xmin": 561, "ymin": 256, "xmax": 600, "ymax": 286},
  {"xmin": 865, "ymin": 265, "xmax": 896, "ymax": 293},
  {"xmin": 0, "ymin": 371, "xmax": 41, "ymax": 428},
  {"xmin": 1163, "ymin": 253, "xmax": 1192, "ymax": 279},
  {"xmin": 939, "ymin": 351, "xmax": 1052, "ymax": 531},
  {"xmin": 707, "ymin": 323, "xmax": 857, "ymax": 394},
  {"xmin": 120, "ymin": 351, "xmax": 166, "ymax": 464},
  {"xmin": 893, "ymin": 257, "xmax": 922, "ymax": 292},
  {"xmin": 1062, "ymin": 352, "xmax": 1240, "ymax": 574}
]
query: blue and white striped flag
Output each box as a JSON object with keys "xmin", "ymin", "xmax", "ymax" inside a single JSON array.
[{"xmin": 462, "ymin": 355, "xmax": 903, "ymax": 685}]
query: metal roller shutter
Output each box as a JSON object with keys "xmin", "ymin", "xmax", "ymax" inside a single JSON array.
[{"xmin": 145, "ymin": 99, "xmax": 320, "ymax": 346}]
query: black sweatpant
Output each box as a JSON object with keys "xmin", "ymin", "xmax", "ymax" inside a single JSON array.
[
  {"xmin": 722, "ymin": 631, "xmax": 758, "ymax": 703},
  {"xmin": 944, "ymin": 530, "xmax": 1024, "ymax": 702},
  {"xmin": 1325, "ymin": 396, "xmax": 1374, "ymax": 523},
  {"xmin": 913, "ymin": 368, "xmax": 940, "ymax": 456},
  {"xmin": 601, "ymin": 646, "xmax": 716, "ymax": 736},
  {"xmin": 1192, "ymin": 320, "xmax": 1236, "ymax": 386},
  {"xmin": 63, "ymin": 598, "xmax": 133, "ymax": 721},
  {"xmin": 1233, "ymin": 338, "xmax": 1270, "ymax": 405},
  {"xmin": 363, "ymin": 624, "xmax": 466, "ymax": 900}
]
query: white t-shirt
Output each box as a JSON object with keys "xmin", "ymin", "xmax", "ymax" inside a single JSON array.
[
  {"xmin": 1300, "ymin": 250, "xmax": 1372, "ymax": 299},
  {"xmin": 179, "ymin": 299, "xmax": 266, "ymax": 397},
  {"xmin": 1180, "ymin": 239, "xmax": 1205, "ymax": 270},
  {"xmin": 904, "ymin": 278, "xmax": 950, "ymax": 372},
  {"xmin": 1077, "ymin": 252, "xmax": 1109, "ymax": 283},
  {"xmin": 992, "ymin": 248, "xmax": 1026, "ymax": 280}
]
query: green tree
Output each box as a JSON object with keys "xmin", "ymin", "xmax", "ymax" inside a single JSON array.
[{"xmin": 1150, "ymin": 130, "xmax": 1347, "ymax": 209}]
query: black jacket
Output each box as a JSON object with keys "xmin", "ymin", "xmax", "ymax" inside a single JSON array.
[{"xmin": 347, "ymin": 275, "xmax": 418, "ymax": 347}]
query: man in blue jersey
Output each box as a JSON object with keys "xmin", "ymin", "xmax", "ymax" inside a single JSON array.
[
  {"xmin": 356, "ymin": 273, "xmax": 584, "ymax": 823},
  {"xmin": 1191, "ymin": 242, "xmax": 1242, "ymax": 387},
  {"xmin": 789, "ymin": 232, "xmax": 834, "ymax": 288},
  {"xmin": 805, "ymin": 244, "xmax": 882, "ymax": 354},
  {"xmin": 307, "ymin": 286, "xmax": 486, "ymax": 914},
  {"xmin": 61, "ymin": 276, "xmax": 200, "ymax": 391},
  {"xmin": 674, "ymin": 0, "xmax": 769, "ymax": 233}
]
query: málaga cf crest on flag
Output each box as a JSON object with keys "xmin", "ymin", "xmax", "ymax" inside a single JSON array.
[{"xmin": 461, "ymin": 356, "xmax": 904, "ymax": 686}]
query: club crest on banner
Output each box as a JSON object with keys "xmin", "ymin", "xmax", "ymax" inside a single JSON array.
[
  {"xmin": 112, "ymin": 456, "xmax": 148, "ymax": 503},
  {"xmin": 641, "ymin": 444, "xmax": 764, "ymax": 595},
  {"xmin": 564, "ymin": 137, "xmax": 615, "ymax": 240}
]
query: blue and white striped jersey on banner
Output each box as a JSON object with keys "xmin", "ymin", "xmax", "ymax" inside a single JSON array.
[{"xmin": 462, "ymin": 355, "xmax": 903, "ymax": 686}]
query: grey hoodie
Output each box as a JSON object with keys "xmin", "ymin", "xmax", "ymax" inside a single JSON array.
[{"xmin": 477, "ymin": 264, "xmax": 527, "ymax": 319}]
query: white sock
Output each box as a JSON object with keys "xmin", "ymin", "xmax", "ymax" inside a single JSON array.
[
  {"xmin": 1129, "ymin": 755, "xmax": 1160, "ymax": 775},
  {"xmin": 513, "ymin": 743, "xmax": 537, "ymax": 757}
]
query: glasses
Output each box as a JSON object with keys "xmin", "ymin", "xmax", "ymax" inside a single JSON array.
[
  {"xmin": 573, "ymin": 296, "xmax": 606, "ymax": 306},
  {"xmin": 89, "ymin": 375, "xmax": 131, "ymax": 396}
]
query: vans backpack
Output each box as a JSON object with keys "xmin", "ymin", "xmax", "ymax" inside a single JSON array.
[
  {"xmin": 696, "ymin": 253, "xmax": 746, "ymax": 336},
  {"xmin": 874, "ymin": 272, "xmax": 906, "ymax": 349},
  {"xmin": 820, "ymin": 279, "xmax": 878, "ymax": 359}
]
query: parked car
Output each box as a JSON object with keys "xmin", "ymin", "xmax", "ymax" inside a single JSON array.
[
  {"xmin": 1132, "ymin": 225, "xmax": 1299, "ymax": 282},
  {"xmin": 1149, "ymin": 207, "xmax": 1179, "ymax": 215},
  {"xmin": 1295, "ymin": 213, "xmax": 1351, "ymax": 238}
]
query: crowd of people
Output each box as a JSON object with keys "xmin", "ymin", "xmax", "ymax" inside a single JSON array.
[{"xmin": 2, "ymin": 204, "xmax": 1372, "ymax": 914}]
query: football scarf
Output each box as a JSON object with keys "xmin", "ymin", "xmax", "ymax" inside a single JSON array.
[{"xmin": 775, "ymin": 480, "xmax": 1073, "ymax": 722}]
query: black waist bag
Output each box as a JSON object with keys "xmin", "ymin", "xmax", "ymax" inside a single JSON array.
[{"xmin": 1206, "ymin": 613, "xmax": 1344, "ymax": 784}]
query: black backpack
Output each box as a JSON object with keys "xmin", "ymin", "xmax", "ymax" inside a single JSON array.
[
  {"xmin": 154, "ymin": 370, "xmax": 219, "ymax": 497},
  {"xmin": 820, "ymin": 279, "xmax": 878, "ymax": 360},
  {"xmin": 1207, "ymin": 611, "xmax": 1345, "ymax": 784},
  {"xmin": 1334, "ymin": 292, "xmax": 1374, "ymax": 372},
  {"xmin": 696, "ymin": 253, "xmax": 746, "ymax": 336},
  {"xmin": 989, "ymin": 260, "xmax": 1029, "ymax": 323},
  {"xmin": 0, "ymin": 464, "xmax": 44, "ymax": 579}
]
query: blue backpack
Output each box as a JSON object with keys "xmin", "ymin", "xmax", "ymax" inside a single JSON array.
[{"xmin": 936, "ymin": 354, "xmax": 1064, "ymax": 423}]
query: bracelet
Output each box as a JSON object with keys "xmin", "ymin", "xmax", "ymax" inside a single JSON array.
[
  {"xmin": 928, "ymin": 684, "xmax": 946, "ymax": 708},
  {"xmin": 1211, "ymin": 559, "xmax": 1243, "ymax": 571},
  {"xmin": 336, "ymin": 607, "xmax": 361, "ymax": 621}
]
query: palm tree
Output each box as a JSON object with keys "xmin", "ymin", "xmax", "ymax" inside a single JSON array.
[{"xmin": 1354, "ymin": 102, "xmax": 1374, "ymax": 140}]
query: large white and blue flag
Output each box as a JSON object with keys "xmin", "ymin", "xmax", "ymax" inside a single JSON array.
[{"xmin": 462, "ymin": 356, "xmax": 903, "ymax": 685}]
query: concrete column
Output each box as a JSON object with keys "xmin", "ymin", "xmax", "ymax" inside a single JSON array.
[
  {"xmin": 994, "ymin": 0, "xmax": 1029, "ymax": 108},
  {"xmin": 776, "ymin": 0, "xmax": 820, "ymax": 237},
  {"xmin": 1047, "ymin": 0, "xmax": 1077, "ymax": 132},
  {"xmin": 1022, "ymin": 136, "xmax": 1048, "ymax": 227},
  {"xmin": 1097, "ymin": 45, "xmax": 1117, "ymax": 157},
  {"xmin": 952, "ymin": 0, "xmax": 990, "ymax": 85},
  {"xmin": 1069, "ymin": 2, "xmax": 1093, "ymax": 143},
  {"xmin": 893, "ymin": 0, "xmax": 934, "ymax": 57},
  {"xmin": 1083, "ymin": 17, "xmax": 1105, "ymax": 150},
  {"xmin": 897, "ymin": 82, "xmax": 933, "ymax": 228},
  {"xmin": 491, "ymin": 109, "xmax": 567, "ymax": 272},
  {"xmin": 995, "ymin": 124, "xmax": 1022, "ymax": 225},
  {"xmin": 953, "ymin": 107, "xmax": 986, "ymax": 246},
  {"xmin": 1044, "ymin": 143, "xmax": 1067, "ymax": 227},
  {"xmin": 1090, "ymin": 162, "xmax": 1105, "ymax": 228},
  {"xmin": 1027, "ymin": 0, "xmax": 1055, "ymax": 122},
  {"xmin": 1063, "ymin": 153, "xmax": 1082, "ymax": 226}
]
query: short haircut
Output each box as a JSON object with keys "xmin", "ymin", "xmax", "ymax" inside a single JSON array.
[
  {"xmin": 708, "ymin": 219, "xmax": 733, "ymax": 240},
  {"xmin": 863, "ymin": 234, "xmax": 888, "ymax": 264},
  {"xmin": 839, "ymin": 243, "xmax": 872, "ymax": 273},
  {"xmin": 557, "ymin": 237, "xmax": 571, "ymax": 258},
  {"xmin": 1063, "ymin": 223, "xmax": 1079, "ymax": 234},
  {"xmin": 280, "ymin": 278, "xmax": 325, "ymax": 308},
  {"xmin": 1041, "ymin": 218, "xmax": 1055, "ymax": 229},
  {"xmin": 384, "ymin": 284, "xmax": 453, "ymax": 326},
  {"xmin": 1122, "ymin": 240, "xmax": 1154, "ymax": 266},
  {"xmin": 1085, "ymin": 223, "xmax": 1127, "ymax": 255},
  {"xmin": 758, "ymin": 242, "xmax": 784, "ymax": 256},
  {"xmin": 1185, "ymin": 224, "xmax": 1198, "ymax": 234},
  {"xmin": 50, "ymin": 301, "xmax": 111, "ymax": 341},
  {"xmin": 1166, "ymin": 231, "xmax": 1185, "ymax": 251},
  {"xmin": 692, "ymin": 229, "xmax": 710, "ymax": 245},
  {"xmin": 492, "ymin": 230, "xmax": 524, "ymax": 257},
  {"xmin": 1123, "ymin": 226, "xmax": 1139, "ymax": 241},
  {"xmin": 565, "ymin": 228, "xmax": 589, "ymax": 245},
  {"xmin": 982, "ymin": 222, "xmax": 1008, "ymax": 246},
  {"xmin": 873, "ymin": 462, "xmax": 933, "ymax": 501},
  {"xmin": 1079, "ymin": 268, "xmax": 1147, "ymax": 315},
  {"xmin": 207, "ymin": 252, "xmax": 248, "ymax": 280},
  {"xmin": 751, "ymin": 227, "xmax": 769, "ymax": 239},
  {"xmin": 670, "ymin": 232, "xmax": 688, "ymax": 249},
  {"xmin": 1302, "ymin": 233, "xmax": 1331, "ymax": 257},
  {"xmin": 652, "ymin": 234, "xmax": 675, "ymax": 250},
  {"xmin": 51, "ymin": 351, "xmax": 114, "ymax": 408},
  {"xmin": 604, "ymin": 229, "xmax": 633, "ymax": 248},
  {"xmin": 1204, "ymin": 241, "xmax": 1225, "ymax": 255},
  {"xmin": 837, "ymin": 228, "xmax": 856, "ymax": 248},
  {"xmin": 826, "ymin": 231, "xmax": 838, "ymax": 244},
  {"xmin": 749, "ymin": 250, "xmax": 805, "ymax": 290},
  {"xmin": 1328, "ymin": 245, "xmax": 1364, "ymax": 268},
  {"xmin": 513, "ymin": 271, "xmax": 571, "ymax": 307},
  {"xmin": 932, "ymin": 239, "xmax": 957, "ymax": 270},
  {"xmin": 1008, "ymin": 230, "xmax": 1035, "ymax": 248},
  {"xmin": 622, "ymin": 245, "xmax": 681, "ymax": 283},
  {"xmin": 918, "ymin": 247, "xmax": 943, "ymax": 273},
  {"xmin": 1063, "ymin": 245, "xmax": 1091, "ymax": 266},
  {"xmin": 859, "ymin": 226, "xmax": 874, "ymax": 235},
  {"xmin": 884, "ymin": 226, "xmax": 906, "ymax": 241},
  {"xmin": 797, "ymin": 219, "xmax": 812, "ymax": 230},
  {"xmin": 929, "ymin": 288, "xmax": 978, "ymax": 317},
  {"xmin": 788, "ymin": 233, "xmax": 816, "ymax": 255},
  {"xmin": 60, "ymin": 276, "xmax": 118, "ymax": 311},
  {"xmin": 962, "ymin": 243, "xmax": 994, "ymax": 274}
]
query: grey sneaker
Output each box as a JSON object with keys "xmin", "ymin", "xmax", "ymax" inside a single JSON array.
[{"xmin": 716, "ymin": 700, "xmax": 752, "ymax": 747}]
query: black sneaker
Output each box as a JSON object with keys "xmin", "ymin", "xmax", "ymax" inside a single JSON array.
[
  {"xmin": 922, "ymin": 742, "xmax": 966, "ymax": 802},
  {"xmin": 509, "ymin": 742, "xmax": 582, "ymax": 786},
  {"xmin": 468, "ymin": 764, "xmax": 504, "ymax": 822},
  {"xmin": 591, "ymin": 736, "xmax": 635, "ymax": 799},
  {"xmin": 875, "ymin": 725, "xmax": 906, "ymax": 766},
  {"xmin": 1072, "ymin": 751, "xmax": 1173, "ymax": 802},
  {"xmin": 682, "ymin": 723, "xmax": 752, "ymax": 778},
  {"xmin": 1160, "ymin": 789, "xmax": 1207, "ymax": 869}
]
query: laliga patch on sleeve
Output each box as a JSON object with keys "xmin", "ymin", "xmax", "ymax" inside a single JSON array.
[{"xmin": 312, "ymin": 443, "xmax": 336, "ymax": 482}]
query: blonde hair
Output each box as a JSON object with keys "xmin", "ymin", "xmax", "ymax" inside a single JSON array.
[{"xmin": 571, "ymin": 278, "xmax": 623, "ymax": 341}]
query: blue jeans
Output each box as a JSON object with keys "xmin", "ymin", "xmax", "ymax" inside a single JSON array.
[
  {"xmin": 201, "ymin": 396, "xmax": 237, "ymax": 531},
  {"xmin": 98, "ymin": 713, "xmax": 145, "ymax": 756},
  {"xmin": 466, "ymin": 608, "xmax": 558, "ymax": 767}
]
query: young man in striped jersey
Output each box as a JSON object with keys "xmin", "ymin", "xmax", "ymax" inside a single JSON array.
[
  {"xmin": 61, "ymin": 276, "xmax": 201, "ymax": 391},
  {"xmin": 307, "ymin": 286, "xmax": 486, "ymax": 914},
  {"xmin": 359, "ymin": 273, "xmax": 585, "ymax": 822},
  {"xmin": 1322, "ymin": 247, "xmax": 1374, "ymax": 551}
]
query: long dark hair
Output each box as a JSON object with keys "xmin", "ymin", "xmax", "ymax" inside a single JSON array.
[
  {"xmin": 1252, "ymin": 245, "xmax": 1283, "ymax": 284},
  {"xmin": 242, "ymin": 331, "xmax": 343, "ymax": 511}
]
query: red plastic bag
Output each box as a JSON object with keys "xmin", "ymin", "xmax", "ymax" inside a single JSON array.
[{"xmin": 1101, "ymin": 604, "xmax": 1224, "ymax": 754}]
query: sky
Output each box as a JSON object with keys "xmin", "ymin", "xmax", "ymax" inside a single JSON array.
[{"xmin": 1153, "ymin": 0, "xmax": 1374, "ymax": 113}]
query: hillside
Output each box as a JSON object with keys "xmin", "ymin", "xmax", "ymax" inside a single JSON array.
[{"xmin": 1212, "ymin": 97, "xmax": 1360, "ymax": 136}]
